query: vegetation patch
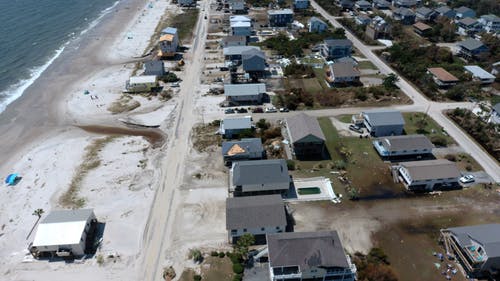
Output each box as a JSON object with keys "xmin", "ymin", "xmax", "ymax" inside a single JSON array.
[
  {"xmin": 108, "ymin": 95, "xmax": 141, "ymax": 114},
  {"xmin": 353, "ymin": 248, "xmax": 398, "ymax": 281},
  {"xmin": 402, "ymin": 112, "xmax": 455, "ymax": 146},
  {"xmin": 191, "ymin": 120, "xmax": 223, "ymax": 152},
  {"xmin": 314, "ymin": 0, "xmax": 342, "ymax": 16},
  {"xmin": 338, "ymin": 18, "xmax": 380, "ymax": 45},
  {"xmin": 447, "ymin": 108, "xmax": 499, "ymax": 161},
  {"xmin": 59, "ymin": 136, "xmax": 118, "ymax": 208},
  {"xmin": 260, "ymin": 30, "xmax": 345, "ymax": 57}
]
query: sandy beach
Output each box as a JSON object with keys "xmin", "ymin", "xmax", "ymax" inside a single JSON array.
[{"xmin": 0, "ymin": 0, "xmax": 180, "ymax": 279}]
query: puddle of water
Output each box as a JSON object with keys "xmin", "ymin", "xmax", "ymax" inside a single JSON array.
[{"xmin": 77, "ymin": 125, "xmax": 165, "ymax": 148}]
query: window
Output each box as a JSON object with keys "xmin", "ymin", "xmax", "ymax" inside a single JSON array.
[
  {"xmin": 243, "ymin": 228, "xmax": 247, "ymax": 232},
  {"xmin": 261, "ymin": 227, "xmax": 265, "ymax": 231},
  {"xmin": 231, "ymin": 230, "xmax": 237, "ymax": 234},
  {"xmin": 276, "ymin": 226, "xmax": 280, "ymax": 230}
]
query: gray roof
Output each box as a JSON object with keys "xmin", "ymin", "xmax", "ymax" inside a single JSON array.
[
  {"xmin": 395, "ymin": 0, "xmax": 416, "ymax": 5},
  {"xmin": 458, "ymin": 38, "xmax": 485, "ymax": 51},
  {"xmin": 363, "ymin": 110, "xmax": 405, "ymax": 126},
  {"xmin": 222, "ymin": 138, "xmax": 264, "ymax": 156},
  {"xmin": 455, "ymin": 6, "xmax": 473, "ymax": 14},
  {"xmin": 144, "ymin": 60, "xmax": 165, "ymax": 74},
  {"xmin": 42, "ymin": 209, "xmax": 95, "ymax": 224},
  {"xmin": 226, "ymin": 195, "xmax": 286, "ymax": 229},
  {"xmin": 223, "ymin": 46, "xmax": 260, "ymax": 56},
  {"xmin": 379, "ymin": 134, "xmax": 434, "ymax": 151},
  {"xmin": 224, "ymin": 83, "xmax": 266, "ymax": 97},
  {"xmin": 481, "ymin": 14, "xmax": 500, "ymax": 23},
  {"xmin": 447, "ymin": 224, "xmax": 500, "ymax": 257},
  {"xmin": 373, "ymin": 0, "xmax": 390, "ymax": 7},
  {"xmin": 309, "ymin": 16, "xmax": 327, "ymax": 25},
  {"xmin": 161, "ymin": 27, "xmax": 177, "ymax": 35},
  {"xmin": 232, "ymin": 159, "xmax": 290, "ymax": 187},
  {"xmin": 493, "ymin": 103, "xmax": 500, "ymax": 113},
  {"xmin": 241, "ymin": 48, "xmax": 266, "ymax": 60},
  {"xmin": 435, "ymin": 6, "xmax": 453, "ymax": 14},
  {"xmin": 464, "ymin": 65, "xmax": 496, "ymax": 80},
  {"xmin": 268, "ymin": 9, "xmax": 293, "ymax": 15},
  {"xmin": 223, "ymin": 116, "xmax": 252, "ymax": 130},
  {"xmin": 416, "ymin": 7, "xmax": 433, "ymax": 16},
  {"xmin": 401, "ymin": 159, "xmax": 460, "ymax": 181},
  {"xmin": 286, "ymin": 113, "xmax": 326, "ymax": 144},
  {"xmin": 267, "ymin": 231, "xmax": 350, "ymax": 269},
  {"xmin": 394, "ymin": 7, "xmax": 415, "ymax": 16},
  {"xmin": 324, "ymin": 39, "xmax": 352, "ymax": 47},
  {"xmin": 332, "ymin": 62, "xmax": 361, "ymax": 78},
  {"xmin": 334, "ymin": 56, "xmax": 358, "ymax": 65},
  {"xmin": 459, "ymin": 17, "xmax": 478, "ymax": 26},
  {"xmin": 356, "ymin": 0, "xmax": 371, "ymax": 6}
]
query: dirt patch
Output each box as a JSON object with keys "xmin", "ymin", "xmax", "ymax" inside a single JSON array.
[
  {"xmin": 107, "ymin": 95, "xmax": 141, "ymax": 114},
  {"xmin": 201, "ymin": 256, "xmax": 234, "ymax": 281},
  {"xmin": 78, "ymin": 125, "xmax": 165, "ymax": 148},
  {"xmin": 191, "ymin": 122, "xmax": 222, "ymax": 152}
]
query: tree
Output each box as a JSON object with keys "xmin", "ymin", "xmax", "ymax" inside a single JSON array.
[
  {"xmin": 256, "ymin": 119, "xmax": 270, "ymax": 130},
  {"xmin": 189, "ymin": 249, "xmax": 203, "ymax": 263},
  {"xmin": 235, "ymin": 233, "xmax": 255, "ymax": 259},
  {"xmin": 382, "ymin": 74, "xmax": 399, "ymax": 90},
  {"xmin": 32, "ymin": 208, "xmax": 44, "ymax": 219}
]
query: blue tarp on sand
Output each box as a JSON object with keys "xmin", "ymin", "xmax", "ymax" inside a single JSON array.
[{"xmin": 5, "ymin": 174, "xmax": 18, "ymax": 185}]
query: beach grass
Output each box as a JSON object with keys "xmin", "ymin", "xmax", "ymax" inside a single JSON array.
[
  {"xmin": 107, "ymin": 94, "xmax": 141, "ymax": 114},
  {"xmin": 59, "ymin": 136, "xmax": 118, "ymax": 208}
]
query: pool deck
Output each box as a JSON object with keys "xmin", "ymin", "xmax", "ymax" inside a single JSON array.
[{"xmin": 285, "ymin": 177, "xmax": 340, "ymax": 202}]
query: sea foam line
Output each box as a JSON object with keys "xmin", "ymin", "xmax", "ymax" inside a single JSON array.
[{"xmin": 0, "ymin": 0, "xmax": 120, "ymax": 114}]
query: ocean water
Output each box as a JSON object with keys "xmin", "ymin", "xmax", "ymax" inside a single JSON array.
[{"xmin": 0, "ymin": 0, "xmax": 119, "ymax": 113}]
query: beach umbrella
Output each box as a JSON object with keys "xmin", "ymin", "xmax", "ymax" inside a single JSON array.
[{"xmin": 5, "ymin": 173, "xmax": 18, "ymax": 185}]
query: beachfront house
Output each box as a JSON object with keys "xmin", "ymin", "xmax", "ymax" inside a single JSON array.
[
  {"xmin": 308, "ymin": 17, "xmax": 328, "ymax": 33},
  {"xmin": 143, "ymin": 60, "xmax": 166, "ymax": 77},
  {"xmin": 126, "ymin": 75, "xmax": 159, "ymax": 93},
  {"xmin": 158, "ymin": 27, "xmax": 179, "ymax": 58},
  {"xmin": 325, "ymin": 62, "xmax": 361, "ymax": 85},
  {"xmin": 355, "ymin": 0, "xmax": 372, "ymax": 11},
  {"xmin": 373, "ymin": 134, "xmax": 434, "ymax": 158},
  {"xmin": 221, "ymin": 35, "xmax": 247, "ymax": 47},
  {"xmin": 29, "ymin": 209, "xmax": 98, "ymax": 258},
  {"xmin": 230, "ymin": 159, "xmax": 291, "ymax": 196},
  {"xmin": 464, "ymin": 65, "xmax": 496, "ymax": 84},
  {"xmin": 396, "ymin": 159, "xmax": 460, "ymax": 191},
  {"xmin": 321, "ymin": 39, "xmax": 353, "ymax": 60},
  {"xmin": 441, "ymin": 224, "xmax": 500, "ymax": 280},
  {"xmin": 454, "ymin": 6, "xmax": 475, "ymax": 20},
  {"xmin": 224, "ymin": 83, "xmax": 266, "ymax": 104},
  {"xmin": 457, "ymin": 38, "xmax": 488, "ymax": 60},
  {"xmin": 457, "ymin": 17, "xmax": 481, "ymax": 36},
  {"xmin": 361, "ymin": 110, "xmax": 405, "ymax": 137},
  {"xmin": 393, "ymin": 7, "xmax": 416, "ymax": 25},
  {"xmin": 222, "ymin": 138, "xmax": 265, "ymax": 165},
  {"xmin": 285, "ymin": 113, "xmax": 326, "ymax": 159},
  {"xmin": 392, "ymin": 0, "xmax": 417, "ymax": 8},
  {"xmin": 434, "ymin": 6, "xmax": 456, "ymax": 19},
  {"xmin": 226, "ymin": 195, "xmax": 287, "ymax": 244},
  {"xmin": 242, "ymin": 48, "xmax": 266, "ymax": 76},
  {"xmin": 294, "ymin": 0, "xmax": 309, "ymax": 9},
  {"xmin": 268, "ymin": 9, "xmax": 294, "ymax": 27},
  {"xmin": 267, "ymin": 231, "xmax": 357, "ymax": 281},
  {"xmin": 427, "ymin": 67, "xmax": 459, "ymax": 87},
  {"xmin": 219, "ymin": 116, "xmax": 253, "ymax": 139},
  {"xmin": 479, "ymin": 14, "xmax": 500, "ymax": 34},
  {"xmin": 373, "ymin": 0, "xmax": 391, "ymax": 9},
  {"xmin": 416, "ymin": 7, "xmax": 436, "ymax": 22}
]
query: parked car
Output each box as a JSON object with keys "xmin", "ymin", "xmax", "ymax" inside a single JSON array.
[
  {"xmin": 349, "ymin": 124, "xmax": 363, "ymax": 133},
  {"xmin": 236, "ymin": 108, "xmax": 248, "ymax": 113},
  {"xmin": 265, "ymin": 107, "xmax": 277, "ymax": 113},
  {"xmin": 459, "ymin": 175, "xmax": 475, "ymax": 184},
  {"xmin": 225, "ymin": 108, "xmax": 235, "ymax": 114},
  {"xmin": 252, "ymin": 107, "xmax": 263, "ymax": 113},
  {"xmin": 279, "ymin": 107, "xmax": 289, "ymax": 112},
  {"xmin": 171, "ymin": 82, "xmax": 180, "ymax": 87}
]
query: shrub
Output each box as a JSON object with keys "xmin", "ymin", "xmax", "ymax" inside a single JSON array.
[
  {"xmin": 256, "ymin": 118, "xmax": 270, "ymax": 130},
  {"xmin": 466, "ymin": 164, "xmax": 472, "ymax": 171},
  {"xmin": 444, "ymin": 154, "xmax": 457, "ymax": 162},
  {"xmin": 430, "ymin": 135, "xmax": 447, "ymax": 147},
  {"xmin": 210, "ymin": 251, "xmax": 218, "ymax": 257},
  {"xmin": 232, "ymin": 274, "xmax": 243, "ymax": 281},
  {"xmin": 218, "ymin": 252, "xmax": 225, "ymax": 258},
  {"xmin": 228, "ymin": 252, "xmax": 242, "ymax": 264},
  {"xmin": 189, "ymin": 249, "xmax": 203, "ymax": 263},
  {"xmin": 286, "ymin": 160, "xmax": 296, "ymax": 171},
  {"xmin": 194, "ymin": 275, "xmax": 202, "ymax": 281},
  {"xmin": 232, "ymin": 263, "xmax": 244, "ymax": 274},
  {"xmin": 354, "ymin": 89, "xmax": 368, "ymax": 101},
  {"xmin": 161, "ymin": 72, "xmax": 180, "ymax": 83},
  {"xmin": 334, "ymin": 160, "xmax": 347, "ymax": 170}
]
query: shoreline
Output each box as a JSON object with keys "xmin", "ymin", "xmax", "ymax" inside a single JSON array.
[{"xmin": 0, "ymin": 0, "xmax": 154, "ymax": 173}]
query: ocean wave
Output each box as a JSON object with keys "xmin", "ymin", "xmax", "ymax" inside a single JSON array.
[{"xmin": 0, "ymin": 0, "xmax": 120, "ymax": 114}]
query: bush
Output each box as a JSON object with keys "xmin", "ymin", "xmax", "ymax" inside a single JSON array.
[
  {"xmin": 430, "ymin": 135, "xmax": 448, "ymax": 147},
  {"xmin": 354, "ymin": 89, "xmax": 368, "ymax": 101},
  {"xmin": 194, "ymin": 275, "xmax": 202, "ymax": 281},
  {"xmin": 286, "ymin": 160, "xmax": 296, "ymax": 171},
  {"xmin": 232, "ymin": 263, "xmax": 244, "ymax": 274},
  {"xmin": 232, "ymin": 274, "xmax": 243, "ymax": 281},
  {"xmin": 444, "ymin": 154, "xmax": 457, "ymax": 162},
  {"xmin": 256, "ymin": 118, "xmax": 270, "ymax": 130},
  {"xmin": 228, "ymin": 252, "xmax": 242, "ymax": 264},
  {"xmin": 189, "ymin": 249, "xmax": 203, "ymax": 263},
  {"xmin": 161, "ymin": 72, "xmax": 179, "ymax": 83},
  {"xmin": 334, "ymin": 160, "xmax": 347, "ymax": 170},
  {"xmin": 218, "ymin": 252, "xmax": 225, "ymax": 258},
  {"xmin": 210, "ymin": 251, "xmax": 219, "ymax": 257}
]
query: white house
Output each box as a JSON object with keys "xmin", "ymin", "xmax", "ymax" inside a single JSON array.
[
  {"xmin": 464, "ymin": 65, "xmax": 496, "ymax": 84},
  {"xmin": 29, "ymin": 209, "xmax": 97, "ymax": 257},
  {"xmin": 226, "ymin": 195, "xmax": 287, "ymax": 243},
  {"xmin": 397, "ymin": 159, "xmax": 461, "ymax": 191},
  {"xmin": 126, "ymin": 75, "xmax": 158, "ymax": 92},
  {"xmin": 373, "ymin": 134, "xmax": 434, "ymax": 157}
]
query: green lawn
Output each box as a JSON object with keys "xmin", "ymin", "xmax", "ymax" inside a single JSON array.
[
  {"xmin": 291, "ymin": 117, "xmax": 403, "ymax": 199},
  {"xmin": 403, "ymin": 112, "xmax": 455, "ymax": 146},
  {"xmin": 287, "ymin": 78, "xmax": 324, "ymax": 94},
  {"xmin": 336, "ymin": 114, "xmax": 352, "ymax": 123},
  {"xmin": 357, "ymin": 60, "xmax": 377, "ymax": 70}
]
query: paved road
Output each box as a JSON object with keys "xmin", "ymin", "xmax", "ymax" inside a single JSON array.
[
  {"xmin": 140, "ymin": 1, "xmax": 209, "ymax": 280},
  {"xmin": 309, "ymin": 1, "xmax": 500, "ymax": 182}
]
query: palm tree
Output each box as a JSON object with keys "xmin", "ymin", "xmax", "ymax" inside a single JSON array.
[{"xmin": 27, "ymin": 208, "xmax": 44, "ymax": 240}]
